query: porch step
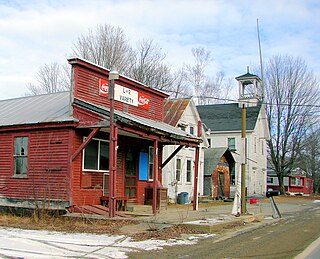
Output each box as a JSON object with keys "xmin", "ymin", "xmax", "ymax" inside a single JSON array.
[
  {"xmin": 69, "ymin": 205, "xmax": 109, "ymax": 216},
  {"xmin": 126, "ymin": 204, "xmax": 152, "ymax": 213}
]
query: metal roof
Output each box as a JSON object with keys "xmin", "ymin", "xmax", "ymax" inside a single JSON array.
[
  {"xmin": 164, "ymin": 98, "xmax": 191, "ymax": 126},
  {"xmin": 73, "ymin": 98, "xmax": 201, "ymax": 144},
  {"xmin": 197, "ymin": 102, "xmax": 262, "ymax": 132},
  {"xmin": 0, "ymin": 92, "xmax": 75, "ymax": 127}
]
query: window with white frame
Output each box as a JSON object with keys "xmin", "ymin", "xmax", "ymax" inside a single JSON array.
[
  {"xmin": 290, "ymin": 177, "xmax": 302, "ymax": 186},
  {"xmin": 189, "ymin": 125, "xmax": 194, "ymax": 135},
  {"xmin": 228, "ymin": 137, "xmax": 236, "ymax": 151},
  {"xmin": 14, "ymin": 137, "xmax": 28, "ymax": 176},
  {"xmin": 186, "ymin": 159, "xmax": 192, "ymax": 183},
  {"xmin": 176, "ymin": 158, "xmax": 181, "ymax": 182},
  {"xmin": 267, "ymin": 177, "xmax": 274, "ymax": 184},
  {"xmin": 83, "ymin": 138, "xmax": 109, "ymax": 171},
  {"xmin": 148, "ymin": 146, "xmax": 154, "ymax": 180}
]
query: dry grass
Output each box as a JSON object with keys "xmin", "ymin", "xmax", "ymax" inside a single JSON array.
[{"xmin": 0, "ymin": 213, "xmax": 136, "ymax": 235}]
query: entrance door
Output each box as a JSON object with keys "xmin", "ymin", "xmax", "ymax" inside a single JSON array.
[
  {"xmin": 218, "ymin": 172, "xmax": 225, "ymax": 197},
  {"xmin": 124, "ymin": 150, "xmax": 137, "ymax": 199}
]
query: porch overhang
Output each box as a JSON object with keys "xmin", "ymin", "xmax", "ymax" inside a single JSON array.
[{"xmin": 73, "ymin": 98, "xmax": 202, "ymax": 147}]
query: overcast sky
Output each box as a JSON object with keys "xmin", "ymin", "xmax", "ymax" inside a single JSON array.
[{"xmin": 1, "ymin": 0, "xmax": 319, "ymax": 100}]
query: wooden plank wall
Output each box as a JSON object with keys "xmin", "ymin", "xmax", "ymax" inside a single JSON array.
[{"xmin": 0, "ymin": 128, "xmax": 71, "ymax": 203}]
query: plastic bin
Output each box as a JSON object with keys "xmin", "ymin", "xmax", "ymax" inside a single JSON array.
[{"xmin": 178, "ymin": 192, "xmax": 188, "ymax": 204}]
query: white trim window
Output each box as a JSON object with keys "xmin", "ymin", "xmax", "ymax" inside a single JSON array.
[
  {"xmin": 186, "ymin": 159, "xmax": 192, "ymax": 183},
  {"xmin": 228, "ymin": 137, "xmax": 236, "ymax": 151},
  {"xmin": 83, "ymin": 138, "xmax": 109, "ymax": 171},
  {"xmin": 148, "ymin": 146, "xmax": 154, "ymax": 180},
  {"xmin": 176, "ymin": 158, "xmax": 181, "ymax": 182}
]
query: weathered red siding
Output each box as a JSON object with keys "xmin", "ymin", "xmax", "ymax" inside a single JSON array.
[
  {"xmin": 72, "ymin": 61, "xmax": 166, "ymax": 121},
  {"xmin": 0, "ymin": 128, "xmax": 71, "ymax": 204}
]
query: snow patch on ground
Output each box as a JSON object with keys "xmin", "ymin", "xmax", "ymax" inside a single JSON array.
[{"xmin": 0, "ymin": 227, "xmax": 212, "ymax": 258}]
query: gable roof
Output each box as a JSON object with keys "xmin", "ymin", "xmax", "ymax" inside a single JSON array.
[
  {"xmin": 164, "ymin": 98, "xmax": 191, "ymax": 126},
  {"xmin": 197, "ymin": 102, "xmax": 262, "ymax": 132},
  {"xmin": 204, "ymin": 147, "xmax": 235, "ymax": 176},
  {"xmin": 0, "ymin": 91, "xmax": 75, "ymax": 127}
]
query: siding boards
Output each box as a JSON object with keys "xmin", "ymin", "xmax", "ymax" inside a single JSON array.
[
  {"xmin": 0, "ymin": 128, "xmax": 70, "ymax": 203},
  {"xmin": 74, "ymin": 66, "xmax": 165, "ymax": 122}
]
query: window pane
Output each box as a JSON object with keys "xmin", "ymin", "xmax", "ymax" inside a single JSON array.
[
  {"xmin": 15, "ymin": 137, "xmax": 28, "ymax": 155},
  {"xmin": 14, "ymin": 157, "xmax": 27, "ymax": 175},
  {"xmin": 190, "ymin": 126, "xmax": 194, "ymax": 135},
  {"xmin": 187, "ymin": 160, "xmax": 192, "ymax": 182},
  {"xmin": 148, "ymin": 147, "xmax": 154, "ymax": 180},
  {"xmin": 84, "ymin": 140, "xmax": 98, "ymax": 170},
  {"xmin": 14, "ymin": 137, "xmax": 28, "ymax": 175},
  {"xmin": 228, "ymin": 138, "xmax": 236, "ymax": 151},
  {"xmin": 176, "ymin": 159, "xmax": 181, "ymax": 181},
  {"xmin": 148, "ymin": 164, "xmax": 153, "ymax": 180},
  {"xmin": 99, "ymin": 141, "xmax": 109, "ymax": 171}
]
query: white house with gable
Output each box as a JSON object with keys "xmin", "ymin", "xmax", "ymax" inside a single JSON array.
[
  {"xmin": 162, "ymin": 98, "xmax": 209, "ymax": 203},
  {"xmin": 197, "ymin": 71, "xmax": 270, "ymax": 196}
]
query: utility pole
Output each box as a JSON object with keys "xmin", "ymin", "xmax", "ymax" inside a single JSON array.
[
  {"xmin": 241, "ymin": 104, "xmax": 247, "ymax": 214},
  {"xmin": 108, "ymin": 69, "xmax": 119, "ymax": 218},
  {"xmin": 235, "ymin": 68, "xmax": 261, "ymax": 215}
]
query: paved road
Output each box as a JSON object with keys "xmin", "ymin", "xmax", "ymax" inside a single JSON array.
[{"xmin": 129, "ymin": 202, "xmax": 320, "ymax": 259}]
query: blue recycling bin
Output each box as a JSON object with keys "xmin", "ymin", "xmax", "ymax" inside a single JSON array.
[{"xmin": 178, "ymin": 192, "xmax": 188, "ymax": 204}]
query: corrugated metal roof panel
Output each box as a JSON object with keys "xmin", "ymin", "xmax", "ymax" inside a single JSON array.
[
  {"xmin": 0, "ymin": 92, "xmax": 75, "ymax": 127},
  {"xmin": 164, "ymin": 98, "xmax": 190, "ymax": 126},
  {"xmin": 73, "ymin": 98, "xmax": 201, "ymax": 143}
]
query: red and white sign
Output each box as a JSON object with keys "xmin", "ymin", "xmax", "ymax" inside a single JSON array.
[
  {"xmin": 99, "ymin": 79, "xmax": 109, "ymax": 97},
  {"xmin": 99, "ymin": 79, "xmax": 150, "ymax": 110}
]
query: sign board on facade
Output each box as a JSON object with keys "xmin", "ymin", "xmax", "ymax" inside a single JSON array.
[{"xmin": 99, "ymin": 79, "xmax": 150, "ymax": 110}]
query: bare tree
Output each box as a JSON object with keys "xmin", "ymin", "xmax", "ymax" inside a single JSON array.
[
  {"xmin": 129, "ymin": 39, "xmax": 174, "ymax": 90},
  {"xmin": 166, "ymin": 67, "xmax": 192, "ymax": 99},
  {"xmin": 185, "ymin": 47, "xmax": 212, "ymax": 102},
  {"xmin": 72, "ymin": 24, "xmax": 135, "ymax": 74},
  {"xmin": 297, "ymin": 127, "xmax": 320, "ymax": 193},
  {"xmin": 26, "ymin": 62, "xmax": 70, "ymax": 95},
  {"xmin": 265, "ymin": 55, "xmax": 320, "ymax": 194},
  {"xmin": 197, "ymin": 72, "xmax": 235, "ymax": 105}
]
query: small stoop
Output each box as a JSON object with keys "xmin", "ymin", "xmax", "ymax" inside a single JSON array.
[{"xmin": 69, "ymin": 205, "xmax": 109, "ymax": 216}]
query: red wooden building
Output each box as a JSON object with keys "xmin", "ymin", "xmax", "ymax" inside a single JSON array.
[
  {"xmin": 0, "ymin": 58, "xmax": 201, "ymax": 214},
  {"xmin": 267, "ymin": 168, "xmax": 313, "ymax": 195}
]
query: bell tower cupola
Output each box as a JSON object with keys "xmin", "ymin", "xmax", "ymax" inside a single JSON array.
[{"xmin": 235, "ymin": 67, "xmax": 261, "ymax": 108}]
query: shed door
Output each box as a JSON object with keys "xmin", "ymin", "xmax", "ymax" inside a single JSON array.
[
  {"xmin": 218, "ymin": 172, "xmax": 224, "ymax": 197},
  {"xmin": 204, "ymin": 176, "xmax": 212, "ymax": 196},
  {"xmin": 124, "ymin": 150, "xmax": 137, "ymax": 199}
]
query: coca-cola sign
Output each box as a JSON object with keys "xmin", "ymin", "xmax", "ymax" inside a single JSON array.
[
  {"xmin": 138, "ymin": 94, "xmax": 150, "ymax": 110},
  {"xmin": 99, "ymin": 78, "xmax": 150, "ymax": 110},
  {"xmin": 99, "ymin": 79, "xmax": 109, "ymax": 97}
]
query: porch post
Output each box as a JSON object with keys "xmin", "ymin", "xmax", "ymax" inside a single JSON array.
[
  {"xmin": 193, "ymin": 146, "xmax": 199, "ymax": 210},
  {"xmin": 152, "ymin": 139, "xmax": 159, "ymax": 215}
]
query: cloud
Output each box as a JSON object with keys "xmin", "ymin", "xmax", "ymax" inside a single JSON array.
[{"xmin": 0, "ymin": 0, "xmax": 319, "ymax": 100}]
